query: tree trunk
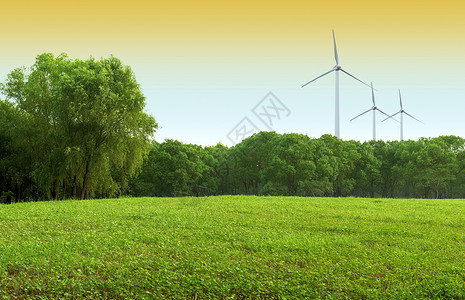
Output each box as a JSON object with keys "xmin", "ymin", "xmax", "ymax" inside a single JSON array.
[
  {"xmin": 80, "ymin": 159, "xmax": 91, "ymax": 200},
  {"xmin": 370, "ymin": 179, "xmax": 374, "ymax": 198},
  {"xmin": 63, "ymin": 180, "xmax": 66, "ymax": 200},
  {"xmin": 54, "ymin": 181, "xmax": 59, "ymax": 201},
  {"xmin": 17, "ymin": 183, "xmax": 21, "ymax": 203},
  {"xmin": 72, "ymin": 173, "xmax": 78, "ymax": 200}
]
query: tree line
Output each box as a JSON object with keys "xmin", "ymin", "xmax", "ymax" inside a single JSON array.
[{"xmin": 130, "ymin": 133, "xmax": 465, "ymax": 199}]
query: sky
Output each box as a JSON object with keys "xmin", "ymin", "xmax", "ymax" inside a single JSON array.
[{"xmin": 1, "ymin": 0, "xmax": 464, "ymax": 146}]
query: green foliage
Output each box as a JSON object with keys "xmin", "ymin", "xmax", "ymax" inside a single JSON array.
[
  {"xmin": 131, "ymin": 133, "xmax": 465, "ymax": 199},
  {"xmin": 130, "ymin": 140, "xmax": 215, "ymax": 197},
  {"xmin": 0, "ymin": 53, "xmax": 157, "ymax": 201},
  {"xmin": 0, "ymin": 99, "xmax": 35, "ymax": 203},
  {"xmin": 1, "ymin": 196, "xmax": 465, "ymax": 298},
  {"xmin": 229, "ymin": 131, "xmax": 278, "ymax": 195}
]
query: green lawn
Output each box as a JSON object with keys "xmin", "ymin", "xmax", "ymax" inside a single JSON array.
[{"xmin": 0, "ymin": 196, "xmax": 464, "ymax": 299}]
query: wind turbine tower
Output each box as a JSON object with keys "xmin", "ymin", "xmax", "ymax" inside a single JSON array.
[
  {"xmin": 302, "ymin": 30, "xmax": 370, "ymax": 139},
  {"xmin": 350, "ymin": 82, "xmax": 391, "ymax": 141},
  {"xmin": 383, "ymin": 90, "xmax": 422, "ymax": 141}
]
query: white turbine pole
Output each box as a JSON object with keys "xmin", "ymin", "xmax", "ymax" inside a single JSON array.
[
  {"xmin": 373, "ymin": 109, "xmax": 376, "ymax": 141},
  {"xmin": 335, "ymin": 70, "xmax": 340, "ymax": 138},
  {"xmin": 400, "ymin": 113, "xmax": 404, "ymax": 141}
]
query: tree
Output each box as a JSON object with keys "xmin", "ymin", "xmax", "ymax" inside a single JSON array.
[
  {"xmin": 352, "ymin": 141, "xmax": 382, "ymax": 198},
  {"xmin": 0, "ymin": 99, "xmax": 36, "ymax": 202},
  {"xmin": 415, "ymin": 137, "xmax": 460, "ymax": 198},
  {"xmin": 1, "ymin": 53, "xmax": 157, "ymax": 200},
  {"xmin": 260, "ymin": 133, "xmax": 315, "ymax": 196},
  {"xmin": 454, "ymin": 150, "xmax": 465, "ymax": 198},
  {"xmin": 230, "ymin": 132, "xmax": 278, "ymax": 195},
  {"xmin": 316, "ymin": 135, "xmax": 361, "ymax": 196},
  {"xmin": 130, "ymin": 140, "xmax": 214, "ymax": 197},
  {"xmin": 204, "ymin": 143, "xmax": 230, "ymax": 195}
]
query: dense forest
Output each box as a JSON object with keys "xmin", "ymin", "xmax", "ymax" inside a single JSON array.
[
  {"xmin": 1, "ymin": 54, "xmax": 465, "ymax": 203},
  {"xmin": 129, "ymin": 133, "xmax": 465, "ymax": 199}
]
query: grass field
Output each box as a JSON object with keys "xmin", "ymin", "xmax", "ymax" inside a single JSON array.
[{"xmin": 0, "ymin": 196, "xmax": 464, "ymax": 299}]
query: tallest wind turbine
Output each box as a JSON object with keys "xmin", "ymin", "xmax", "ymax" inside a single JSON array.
[{"xmin": 302, "ymin": 30, "xmax": 370, "ymax": 138}]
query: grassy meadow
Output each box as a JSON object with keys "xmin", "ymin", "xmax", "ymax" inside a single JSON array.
[{"xmin": 0, "ymin": 196, "xmax": 464, "ymax": 299}]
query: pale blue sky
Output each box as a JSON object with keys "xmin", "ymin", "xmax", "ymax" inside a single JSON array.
[
  {"xmin": 1, "ymin": 4, "xmax": 464, "ymax": 148},
  {"xmin": 2, "ymin": 36, "xmax": 464, "ymax": 147},
  {"xmin": 132, "ymin": 41, "xmax": 465, "ymax": 146}
]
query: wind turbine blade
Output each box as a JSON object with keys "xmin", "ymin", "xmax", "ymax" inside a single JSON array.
[
  {"xmin": 339, "ymin": 68, "xmax": 371, "ymax": 88},
  {"xmin": 371, "ymin": 82, "xmax": 375, "ymax": 106},
  {"xmin": 403, "ymin": 111, "xmax": 423, "ymax": 124},
  {"xmin": 350, "ymin": 108, "xmax": 373, "ymax": 122},
  {"xmin": 301, "ymin": 68, "xmax": 335, "ymax": 88},
  {"xmin": 376, "ymin": 108, "xmax": 400, "ymax": 123},
  {"xmin": 376, "ymin": 108, "xmax": 391, "ymax": 118},
  {"xmin": 332, "ymin": 29, "xmax": 339, "ymax": 65},
  {"xmin": 399, "ymin": 90, "xmax": 403, "ymax": 109},
  {"xmin": 382, "ymin": 111, "xmax": 401, "ymax": 122}
]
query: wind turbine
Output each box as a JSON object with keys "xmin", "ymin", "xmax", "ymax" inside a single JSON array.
[
  {"xmin": 382, "ymin": 90, "xmax": 422, "ymax": 141},
  {"xmin": 350, "ymin": 82, "xmax": 391, "ymax": 141},
  {"xmin": 302, "ymin": 30, "xmax": 370, "ymax": 139}
]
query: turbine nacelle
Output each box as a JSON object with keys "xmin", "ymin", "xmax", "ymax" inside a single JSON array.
[{"xmin": 334, "ymin": 65, "xmax": 342, "ymax": 71}]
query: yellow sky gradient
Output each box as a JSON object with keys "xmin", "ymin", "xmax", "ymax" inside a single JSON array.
[
  {"xmin": 1, "ymin": 0, "xmax": 464, "ymax": 58},
  {"xmin": 1, "ymin": 0, "xmax": 464, "ymax": 144}
]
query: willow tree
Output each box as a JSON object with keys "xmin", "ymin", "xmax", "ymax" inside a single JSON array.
[
  {"xmin": 0, "ymin": 99, "xmax": 35, "ymax": 202},
  {"xmin": 1, "ymin": 53, "xmax": 157, "ymax": 200}
]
